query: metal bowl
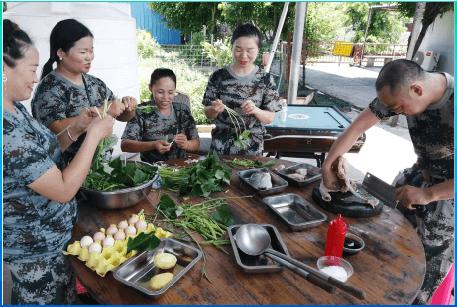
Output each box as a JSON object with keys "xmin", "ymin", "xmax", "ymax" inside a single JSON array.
[{"xmin": 79, "ymin": 161, "xmax": 159, "ymax": 210}]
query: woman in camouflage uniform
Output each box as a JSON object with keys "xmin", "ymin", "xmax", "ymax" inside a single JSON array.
[
  {"xmin": 121, "ymin": 68, "xmax": 200, "ymax": 163},
  {"xmin": 31, "ymin": 19, "xmax": 137, "ymax": 164},
  {"xmin": 3, "ymin": 20, "xmax": 114, "ymax": 304},
  {"xmin": 203, "ymin": 23, "xmax": 282, "ymax": 156}
]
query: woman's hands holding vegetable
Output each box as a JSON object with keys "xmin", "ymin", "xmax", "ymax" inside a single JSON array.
[
  {"xmin": 71, "ymin": 107, "xmax": 99, "ymax": 137},
  {"xmin": 212, "ymin": 99, "xmax": 225, "ymax": 115},
  {"xmin": 100, "ymin": 99, "xmax": 126, "ymax": 118},
  {"xmin": 174, "ymin": 133, "xmax": 189, "ymax": 150},
  {"xmin": 121, "ymin": 96, "xmax": 138, "ymax": 112},
  {"xmin": 241, "ymin": 100, "xmax": 258, "ymax": 115},
  {"xmin": 155, "ymin": 140, "xmax": 172, "ymax": 154},
  {"xmin": 86, "ymin": 115, "xmax": 115, "ymax": 142}
]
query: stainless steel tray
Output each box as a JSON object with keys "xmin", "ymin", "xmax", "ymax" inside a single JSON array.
[
  {"xmin": 275, "ymin": 163, "xmax": 322, "ymax": 188},
  {"xmin": 228, "ymin": 224, "xmax": 290, "ymax": 274},
  {"xmin": 263, "ymin": 193, "xmax": 327, "ymax": 231},
  {"xmin": 236, "ymin": 168, "xmax": 288, "ymax": 196},
  {"xmin": 113, "ymin": 238, "xmax": 202, "ymax": 298}
]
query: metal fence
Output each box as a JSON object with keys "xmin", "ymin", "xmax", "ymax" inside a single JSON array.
[{"xmin": 280, "ymin": 41, "xmax": 407, "ymax": 66}]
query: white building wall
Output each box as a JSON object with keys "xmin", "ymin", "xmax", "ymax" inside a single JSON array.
[
  {"xmin": 418, "ymin": 10, "xmax": 454, "ymax": 75},
  {"xmin": 3, "ymin": 2, "xmax": 138, "ymax": 155}
]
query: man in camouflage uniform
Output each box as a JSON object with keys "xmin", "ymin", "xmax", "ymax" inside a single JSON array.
[
  {"xmin": 202, "ymin": 65, "xmax": 282, "ymax": 155},
  {"xmin": 4, "ymin": 102, "xmax": 78, "ymax": 304},
  {"xmin": 121, "ymin": 100, "xmax": 199, "ymax": 163},
  {"xmin": 31, "ymin": 71, "xmax": 131, "ymax": 164},
  {"xmin": 322, "ymin": 59, "xmax": 454, "ymax": 304}
]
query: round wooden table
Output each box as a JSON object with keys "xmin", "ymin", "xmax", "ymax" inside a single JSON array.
[{"xmin": 69, "ymin": 155, "xmax": 425, "ymax": 304}]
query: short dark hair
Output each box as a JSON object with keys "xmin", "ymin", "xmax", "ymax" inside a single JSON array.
[
  {"xmin": 376, "ymin": 59, "xmax": 425, "ymax": 96},
  {"xmin": 41, "ymin": 19, "xmax": 93, "ymax": 80},
  {"xmin": 150, "ymin": 68, "xmax": 177, "ymax": 87},
  {"xmin": 3, "ymin": 19, "xmax": 33, "ymax": 68},
  {"xmin": 231, "ymin": 23, "xmax": 262, "ymax": 50}
]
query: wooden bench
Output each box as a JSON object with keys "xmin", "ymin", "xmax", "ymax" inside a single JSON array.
[{"xmin": 363, "ymin": 55, "xmax": 395, "ymax": 67}]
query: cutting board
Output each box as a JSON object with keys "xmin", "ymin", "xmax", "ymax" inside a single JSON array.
[{"xmin": 312, "ymin": 182, "xmax": 383, "ymax": 218}]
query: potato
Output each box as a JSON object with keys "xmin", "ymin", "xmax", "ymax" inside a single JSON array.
[
  {"xmin": 150, "ymin": 272, "xmax": 173, "ymax": 290},
  {"xmin": 154, "ymin": 253, "xmax": 177, "ymax": 269}
]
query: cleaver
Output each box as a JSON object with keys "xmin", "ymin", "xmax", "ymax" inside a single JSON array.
[
  {"xmin": 361, "ymin": 172, "xmax": 398, "ymax": 209},
  {"xmin": 362, "ymin": 172, "xmax": 426, "ymax": 212}
]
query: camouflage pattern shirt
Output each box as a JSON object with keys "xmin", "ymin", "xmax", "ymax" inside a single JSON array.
[
  {"xmin": 3, "ymin": 102, "xmax": 78, "ymax": 264},
  {"xmin": 202, "ymin": 65, "xmax": 282, "ymax": 155},
  {"xmin": 122, "ymin": 100, "xmax": 199, "ymax": 163},
  {"xmin": 369, "ymin": 72, "xmax": 454, "ymax": 179},
  {"xmin": 31, "ymin": 71, "xmax": 116, "ymax": 164},
  {"xmin": 370, "ymin": 72, "xmax": 454, "ymax": 304}
]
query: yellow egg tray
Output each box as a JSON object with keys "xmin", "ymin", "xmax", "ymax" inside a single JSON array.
[{"xmin": 62, "ymin": 213, "xmax": 172, "ymax": 277}]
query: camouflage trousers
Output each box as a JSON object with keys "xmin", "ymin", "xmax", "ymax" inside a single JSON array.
[
  {"xmin": 5, "ymin": 252, "xmax": 78, "ymax": 305},
  {"xmin": 395, "ymin": 167, "xmax": 454, "ymax": 305}
]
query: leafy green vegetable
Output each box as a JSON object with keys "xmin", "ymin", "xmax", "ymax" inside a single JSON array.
[
  {"xmin": 212, "ymin": 205, "xmax": 234, "ymax": 226},
  {"xmin": 82, "ymin": 158, "xmax": 158, "ymax": 191},
  {"xmin": 164, "ymin": 135, "xmax": 169, "ymax": 142},
  {"xmin": 223, "ymin": 104, "xmax": 250, "ymax": 148},
  {"xmin": 126, "ymin": 231, "xmax": 161, "ymax": 255},
  {"xmin": 177, "ymin": 152, "xmax": 232, "ymax": 197},
  {"xmin": 224, "ymin": 158, "xmax": 276, "ymax": 169},
  {"xmin": 136, "ymin": 105, "xmax": 158, "ymax": 114}
]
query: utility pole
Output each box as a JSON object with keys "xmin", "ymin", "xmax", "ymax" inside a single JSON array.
[{"xmin": 287, "ymin": 2, "xmax": 307, "ymax": 105}]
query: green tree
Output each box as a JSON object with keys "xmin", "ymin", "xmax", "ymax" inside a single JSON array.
[
  {"xmin": 397, "ymin": 2, "xmax": 454, "ymax": 58},
  {"xmin": 343, "ymin": 2, "xmax": 409, "ymax": 44},
  {"xmin": 304, "ymin": 2, "xmax": 345, "ymax": 42},
  {"xmin": 148, "ymin": 2, "xmax": 222, "ymax": 37}
]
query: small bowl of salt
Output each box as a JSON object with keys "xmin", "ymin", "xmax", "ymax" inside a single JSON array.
[{"xmin": 317, "ymin": 256, "xmax": 353, "ymax": 283}]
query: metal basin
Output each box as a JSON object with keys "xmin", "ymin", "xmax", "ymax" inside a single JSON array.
[{"xmin": 79, "ymin": 161, "xmax": 159, "ymax": 209}]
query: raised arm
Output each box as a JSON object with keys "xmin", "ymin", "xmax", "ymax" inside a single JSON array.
[
  {"xmin": 322, "ymin": 108, "xmax": 381, "ymax": 189},
  {"xmin": 28, "ymin": 116, "xmax": 115, "ymax": 203}
]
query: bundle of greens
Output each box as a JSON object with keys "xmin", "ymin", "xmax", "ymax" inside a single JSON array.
[
  {"xmin": 161, "ymin": 152, "xmax": 231, "ymax": 198},
  {"xmin": 223, "ymin": 104, "xmax": 250, "ymax": 148},
  {"xmin": 224, "ymin": 158, "xmax": 276, "ymax": 169},
  {"xmin": 146, "ymin": 194, "xmax": 238, "ymax": 281}
]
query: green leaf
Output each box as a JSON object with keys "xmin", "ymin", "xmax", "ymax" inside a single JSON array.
[
  {"xmin": 136, "ymin": 105, "xmax": 157, "ymax": 114},
  {"xmin": 240, "ymin": 130, "xmax": 251, "ymax": 140},
  {"xmin": 161, "ymin": 177, "xmax": 175, "ymax": 190},
  {"xmin": 164, "ymin": 135, "xmax": 169, "ymax": 142},
  {"xmin": 133, "ymin": 168, "xmax": 148, "ymax": 186},
  {"xmin": 102, "ymin": 135, "xmax": 118, "ymax": 151},
  {"xmin": 126, "ymin": 231, "xmax": 161, "ymax": 255},
  {"xmin": 262, "ymin": 160, "xmax": 276, "ymax": 169},
  {"xmin": 212, "ymin": 205, "xmax": 234, "ymax": 227}
]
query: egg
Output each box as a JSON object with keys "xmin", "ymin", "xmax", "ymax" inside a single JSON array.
[
  {"xmin": 88, "ymin": 242, "xmax": 102, "ymax": 254},
  {"xmin": 113, "ymin": 230, "xmax": 126, "ymax": 241},
  {"xmin": 106, "ymin": 225, "xmax": 118, "ymax": 235},
  {"xmin": 103, "ymin": 236, "xmax": 115, "ymax": 248},
  {"xmin": 125, "ymin": 225, "xmax": 137, "ymax": 235},
  {"xmin": 128, "ymin": 216, "xmax": 139, "ymax": 225},
  {"xmin": 118, "ymin": 220, "xmax": 128, "ymax": 230},
  {"xmin": 135, "ymin": 220, "xmax": 147, "ymax": 231},
  {"xmin": 93, "ymin": 232, "xmax": 105, "ymax": 241},
  {"xmin": 80, "ymin": 236, "xmax": 93, "ymax": 248}
]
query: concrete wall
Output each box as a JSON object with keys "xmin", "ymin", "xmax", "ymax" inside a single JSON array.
[
  {"xmin": 418, "ymin": 10, "xmax": 454, "ymax": 75},
  {"xmin": 3, "ymin": 2, "xmax": 138, "ymax": 154}
]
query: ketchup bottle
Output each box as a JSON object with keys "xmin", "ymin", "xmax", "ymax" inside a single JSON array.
[{"xmin": 324, "ymin": 214, "xmax": 350, "ymax": 263}]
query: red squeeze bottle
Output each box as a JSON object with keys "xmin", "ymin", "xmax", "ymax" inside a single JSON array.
[{"xmin": 324, "ymin": 214, "xmax": 350, "ymax": 265}]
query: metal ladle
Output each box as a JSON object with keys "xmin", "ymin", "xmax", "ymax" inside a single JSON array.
[{"xmin": 235, "ymin": 224, "xmax": 366, "ymax": 300}]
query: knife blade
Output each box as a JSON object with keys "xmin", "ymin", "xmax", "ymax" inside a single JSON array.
[{"xmin": 361, "ymin": 172, "xmax": 398, "ymax": 209}]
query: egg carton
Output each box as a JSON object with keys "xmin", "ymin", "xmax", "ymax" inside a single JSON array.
[{"xmin": 62, "ymin": 213, "xmax": 172, "ymax": 277}]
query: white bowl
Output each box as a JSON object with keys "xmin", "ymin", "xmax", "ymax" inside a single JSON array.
[{"xmin": 317, "ymin": 256, "xmax": 353, "ymax": 282}]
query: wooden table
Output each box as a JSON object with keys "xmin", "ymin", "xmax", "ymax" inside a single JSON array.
[{"xmin": 69, "ymin": 155, "xmax": 426, "ymax": 305}]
